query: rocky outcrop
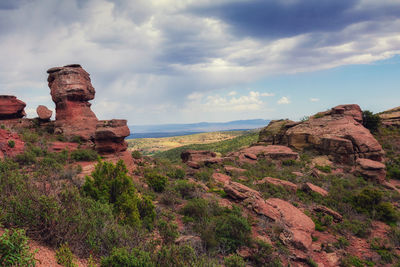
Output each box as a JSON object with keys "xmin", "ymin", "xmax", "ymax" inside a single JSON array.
[
  {"xmin": 47, "ymin": 64, "xmax": 130, "ymax": 154},
  {"xmin": 181, "ymin": 150, "xmax": 223, "ymax": 167},
  {"xmin": 224, "ymin": 181, "xmax": 314, "ymax": 251},
  {"xmin": 0, "ymin": 95, "xmax": 26, "ymax": 119},
  {"xmin": 258, "ymin": 104, "xmax": 384, "ymax": 164},
  {"xmin": 355, "ymin": 158, "xmax": 386, "ymax": 183},
  {"xmin": 231, "ymin": 145, "xmax": 298, "ymax": 164},
  {"xmin": 36, "ymin": 105, "xmax": 52, "ymax": 121},
  {"xmin": 313, "ymin": 205, "xmax": 343, "ymax": 222},
  {"xmin": 303, "ymin": 183, "xmax": 329, "ymax": 196},
  {"xmin": 224, "ymin": 165, "xmax": 246, "ymax": 174},
  {"xmin": 254, "ymin": 177, "xmax": 298, "ymax": 192},
  {"xmin": 379, "ymin": 106, "xmax": 400, "ymax": 127},
  {"xmin": 94, "ymin": 120, "xmax": 130, "ymax": 153},
  {"xmin": 47, "ymin": 64, "xmax": 98, "ymax": 141}
]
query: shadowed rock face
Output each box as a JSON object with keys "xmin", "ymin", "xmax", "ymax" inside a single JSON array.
[
  {"xmin": 95, "ymin": 119, "xmax": 130, "ymax": 153},
  {"xmin": 0, "ymin": 95, "xmax": 26, "ymax": 119},
  {"xmin": 47, "ymin": 64, "xmax": 98, "ymax": 141},
  {"xmin": 259, "ymin": 104, "xmax": 384, "ymax": 164}
]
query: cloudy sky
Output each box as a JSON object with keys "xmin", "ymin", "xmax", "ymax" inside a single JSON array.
[{"xmin": 0, "ymin": 0, "xmax": 399, "ymax": 125}]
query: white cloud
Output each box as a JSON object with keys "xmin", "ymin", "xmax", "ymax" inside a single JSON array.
[
  {"xmin": 187, "ymin": 92, "xmax": 204, "ymax": 100},
  {"xmin": 261, "ymin": 92, "xmax": 275, "ymax": 97},
  {"xmin": 228, "ymin": 91, "xmax": 237, "ymax": 96},
  {"xmin": 277, "ymin": 96, "xmax": 290, "ymax": 104},
  {"xmin": 310, "ymin": 98, "xmax": 320, "ymax": 102}
]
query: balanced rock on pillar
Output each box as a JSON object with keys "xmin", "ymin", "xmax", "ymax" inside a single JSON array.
[{"xmin": 47, "ymin": 64, "xmax": 98, "ymax": 141}]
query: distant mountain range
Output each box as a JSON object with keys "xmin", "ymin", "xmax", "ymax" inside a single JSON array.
[{"xmin": 128, "ymin": 119, "xmax": 270, "ymax": 139}]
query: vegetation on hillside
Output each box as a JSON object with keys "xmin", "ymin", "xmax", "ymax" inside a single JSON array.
[
  {"xmin": 127, "ymin": 130, "xmax": 255, "ymax": 156},
  {"xmin": 154, "ymin": 131, "xmax": 259, "ymax": 162}
]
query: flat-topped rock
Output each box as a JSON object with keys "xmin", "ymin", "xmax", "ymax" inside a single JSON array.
[
  {"xmin": 379, "ymin": 106, "xmax": 400, "ymax": 127},
  {"xmin": 233, "ymin": 145, "xmax": 298, "ymax": 163},
  {"xmin": 0, "ymin": 95, "xmax": 26, "ymax": 119},
  {"xmin": 212, "ymin": 172, "xmax": 231, "ymax": 184},
  {"xmin": 355, "ymin": 158, "xmax": 386, "ymax": 183}
]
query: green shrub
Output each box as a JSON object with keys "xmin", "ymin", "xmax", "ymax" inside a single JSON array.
[
  {"xmin": 158, "ymin": 219, "xmax": 179, "ymax": 244},
  {"xmin": 155, "ymin": 244, "xmax": 213, "ymax": 267},
  {"xmin": 173, "ymin": 180, "xmax": 197, "ymax": 199},
  {"xmin": 83, "ymin": 160, "xmax": 141, "ymax": 227},
  {"xmin": 144, "ymin": 172, "xmax": 168, "ymax": 192},
  {"xmin": 224, "ymin": 254, "xmax": 245, "ymax": 267},
  {"xmin": 340, "ymin": 255, "xmax": 374, "ymax": 267},
  {"xmin": 131, "ymin": 150, "xmax": 142, "ymax": 159},
  {"xmin": 194, "ymin": 169, "xmax": 213, "ymax": 182},
  {"xmin": 334, "ymin": 236, "xmax": 349, "ymax": 249},
  {"xmin": 181, "ymin": 198, "xmax": 210, "ymax": 220},
  {"xmin": 137, "ymin": 195, "xmax": 156, "ymax": 230},
  {"xmin": 167, "ymin": 168, "xmax": 186, "ymax": 179},
  {"xmin": 315, "ymin": 165, "xmax": 331, "ymax": 173},
  {"xmin": 250, "ymin": 240, "xmax": 280, "ymax": 266},
  {"xmin": 101, "ymin": 247, "xmax": 154, "ymax": 267},
  {"xmin": 0, "ymin": 228, "xmax": 37, "ymax": 267},
  {"xmin": 56, "ymin": 243, "xmax": 77, "ymax": 267},
  {"xmin": 71, "ymin": 149, "xmax": 98, "ymax": 161},
  {"xmin": 362, "ymin": 110, "xmax": 381, "ymax": 133},
  {"xmin": 334, "ymin": 219, "xmax": 371, "ymax": 238},
  {"xmin": 0, "ymin": 124, "xmax": 5, "ymax": 129},
  {"xmin": 7, "ymin": 140, "xmax": 15, "ymax": 148}
]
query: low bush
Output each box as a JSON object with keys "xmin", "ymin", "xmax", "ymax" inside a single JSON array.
[
  {"xmin": 158, "ymin": 219, "xmax": 179, "ymax": 244},
  {"xmin": 56, "ymin": 243, "xmax": 77, "ymax": 267},
  {"xmin": 83, "ymin": 160, "xmax": 142, "ymax": 227},
  {"xmin": 166, "ymin": 168, "xmax": 186, "ymax": 180},
  {"xmin": 101, "ymin": 247, "xmax": 153, "ymax": 267},
  {"xmin": 0, "ymin": 228, "xmax": 37, "ymax": 267},
  {"xmin": 173, "ymin": 180, "xmax": 197, "ymax": 199},
  {"xmin": 7, "ymin": 140, "xmax": 15, "ymax": 148},
  {"xmin": 144, "ymin": 172, "xmax": 168, "ymax": 193},
  {"xmin": 224, "ymin": 254, "xmax": 245, "ymax": 267},
  {"xmin": 315, "ymin": 165, "xmax": 331, "ymax": 173},
  {"xmin": 71, "ymin": 149, "xmax": 98, "ymax": 162},
  {"xmin": 131, "ymin": 150, "xmax": 142, "ymax": 159},
  {"xmin": 362, "ymin": 110, "xmax": 381, "ymax": 133}
]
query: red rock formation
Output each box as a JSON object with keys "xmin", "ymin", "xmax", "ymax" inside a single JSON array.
[
  {"xmin": 355, "ymin": 158, "xmax": 386, "ymax": 183},
  {"xmin": 223, "ymin": 181, "xmax": 314, "ymax": 251},
  {"xmin": 181, "ymin": 150, "xmax": 223, "ymax": 167},
  {"xmin": 0, "ymin": 95, "xmax": 26, "ymax": 119},
  {"xmin": 47, "ymin": 64, "xmax": 98, "ymax": 140},
  {"xmin": 258, "ymin": 104, "xmax": 384, "ymax": 164},
  {"xmin": 379, "ymin": 106, "xmax": 400, "ymax": 127},
  {"xmin": 94, "ymin": 119, "xmax": 130, "ymax": 153},
  {"xmin": 303, "ymin": 182, "xmax": 329, "ymax": 196},
  {"xmin": 36, "ymin": 105, "xmax": 52, "ymax": 121}
]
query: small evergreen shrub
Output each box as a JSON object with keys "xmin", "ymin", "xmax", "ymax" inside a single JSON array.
[
  {"xmin": 158, "ymin": 219, "xmax": 179, "ymax": 244},
  {"xmin": 7, "ymin": 140, "xmax": 15, "ymax": 148},
  {"xmin": 101, "ymin": 247, "xmax": 153, "ymax": 267},
  {"xmin": 131, "ymin": 150, "xmax": 142, "ymax": 159},
  {"xmin": 71, "ymin": 149, "xmax": 98, "ymax": 161},
  {"xmin": 362, "ymin": 110, "xmax": 381, "ymax": 133},
  {"xmin": 144, "ymin": 172, "xmax": 168, "ymax": 192},
  {"xmin": 224, "ymin": 254, "xmax": 246, "ymax": 267},
  {"xmin": 56, "ymin": 243, "xmax": 77, "ymax": 267},
  {"xmin": 0, "ymin": 229, "xmax": 36, "ymax": 267},
  {"xmin": 166, "ymin": 168, "xmax": 186, "ymax": 179},
  {"xmin": 83, "ymin": 160, "xmax": 141, "ymax": 227}
]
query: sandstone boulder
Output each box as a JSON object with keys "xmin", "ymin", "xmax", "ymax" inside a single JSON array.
[
  {"xmin": 224, "ymin": 165, "xmax": 246, "ymax": 174},
  {"xmin": 303, "ymin": 182, "xmax": 329, "ymax": 196},
  {"xmin": 0, "ymin": 95, "xmax": 26, "ymax": 119},
  {"xmin": 258, "ymin": 104, "xmax": 384, "ymax": 164},
  {"xmin": 36, "ymin": 105, "xmax": 52, "ymax": 121},
  {"xmin": 47, "ymin": 64, "xmax": 98, "ymax": 140},
  {"xmin": 313, "ymin": 205, "xmax": 343, "ymax": 222},
  {"xmin": 355, "ymin": 158, "xmax": 386, "ymax": 183},
  {"xmin": 223, "ymin": 181, "xmax": 314, "ymax": 251},
  {"xmin": 254, "ymin": 177, "xmax": 298, "ymax": 192},
  {"xmin": 95, "ymin": 119, "xmax": 130, "ymax": 153},
  {"xmin": 212, "ymin": 172, "xmax": 231, "ymax": 184}
]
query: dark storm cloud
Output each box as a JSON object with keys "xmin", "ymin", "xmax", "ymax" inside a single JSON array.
[{"xmin": 191, "ymin": 0, "xmax": 400, "ymax": 39}]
